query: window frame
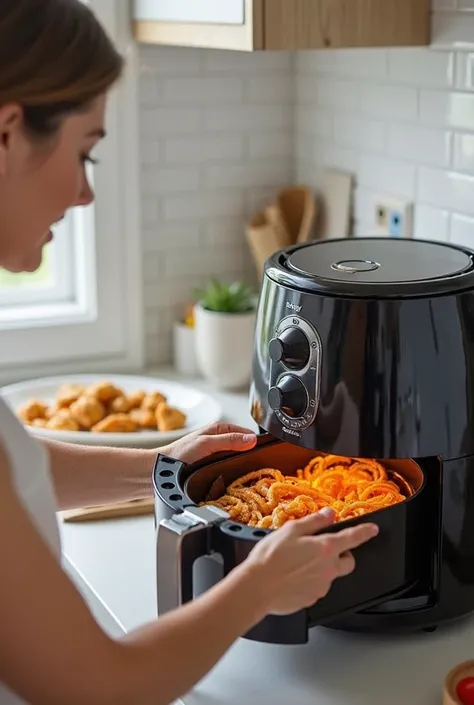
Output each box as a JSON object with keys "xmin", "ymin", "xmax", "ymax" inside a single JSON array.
[{"xmin": 0, "ymin": 0, "xmax": 144, "ymax": 384}]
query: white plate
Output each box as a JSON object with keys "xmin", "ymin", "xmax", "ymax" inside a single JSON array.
[{"xmin": 0, "ymin": 373, "xmax": 223, "ymax": 447}]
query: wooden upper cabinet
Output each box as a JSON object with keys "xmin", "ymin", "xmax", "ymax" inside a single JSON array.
[{"xmin": 132, "ymin": 0, "xmax": 431, "ymax": 52}]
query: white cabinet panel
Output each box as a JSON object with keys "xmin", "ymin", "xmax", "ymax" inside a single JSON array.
[{"xmin": 133, "ymin": 0, "xmax": 245, "ymax": 26}]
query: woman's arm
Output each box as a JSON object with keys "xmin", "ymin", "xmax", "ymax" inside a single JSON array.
[
  {"xmin": 43, "ymin": 423, "xmax": 259, "ymax": 511},
  {"xmin": 1, "ymin": 441, "xmax": 376, "ymax": 705},
  {"xmin": 0, "ymin": 444, "xmax": 265, "ymax": 705},
  {"xmin": 43, "ymin": 437, "xmax": 154, "ymax": 510}
]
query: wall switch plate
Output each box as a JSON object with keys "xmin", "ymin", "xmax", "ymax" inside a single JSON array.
[{"xmin": 373, "ymin": 196, "xmax": 413, "ymax": 238}]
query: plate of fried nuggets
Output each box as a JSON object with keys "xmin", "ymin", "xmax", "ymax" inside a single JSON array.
[{"xmin": 1, "ymin": 374, "xmax": 223, "ymax": 447}]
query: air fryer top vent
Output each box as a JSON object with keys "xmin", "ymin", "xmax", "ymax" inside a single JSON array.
[{"xmin": 268, "ymin": 237, "xmax": 474, "ymax": 299}]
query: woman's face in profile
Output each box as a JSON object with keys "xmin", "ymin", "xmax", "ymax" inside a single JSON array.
[{"xmin": 0, "ymin": 94, "xmax": 106, "ymax": 273}]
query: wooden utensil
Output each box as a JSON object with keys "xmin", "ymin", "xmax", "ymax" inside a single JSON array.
[
  {"xmin": 276, "ymin": 185, "xmax": 316, "ymax": 244},
  {"xmin": 60, "ymin": 497, "xmax": 154, "ymax": 523},
  {"xmin": 245, "ymin": 207, "xmax": 292, "ymax": 279}
]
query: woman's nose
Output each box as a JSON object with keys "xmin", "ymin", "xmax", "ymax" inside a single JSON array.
[{"xmin": 75, "ymin": 175, "xmax": 94, "ymax": 207}]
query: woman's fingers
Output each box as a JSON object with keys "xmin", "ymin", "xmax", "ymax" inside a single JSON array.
[
  {"xmin": 330, "ymin": 522, "xmax": 379, "ymax": 555},
  {"xmin": 287, "ymin": 507, "xmax": 336, "ymax": 536},
  {"xmin": 337, "ymin": 550, "xmax": 356, "ymax": 577}
]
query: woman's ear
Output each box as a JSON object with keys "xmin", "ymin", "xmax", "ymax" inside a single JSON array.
[{"xmin": 0, "ymin": 104, "xmax": 23, "ymax": 177}]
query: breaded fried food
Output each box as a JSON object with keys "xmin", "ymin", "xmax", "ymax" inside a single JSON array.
[
  {"xmin": 91, "ymin": 413, "xmax": 137, "ymax": 433},
  {"xmin": 69, "ymin": 396, "xmax": 106, "ymax": 429},
  {"xmin": 155, "ymin": 403, "xmax": 186, "ymax": 432}
]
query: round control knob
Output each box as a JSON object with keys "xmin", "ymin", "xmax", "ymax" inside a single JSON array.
[
  {"xmin": 268, "ymin": 375, "xmax": 308, "ymax": 418},
  {"xmin": 268, "ymin": 326, "xmax": 311, "ymax": 370}
]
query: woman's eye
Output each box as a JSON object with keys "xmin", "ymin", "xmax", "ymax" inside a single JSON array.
[{"xmin": 81, "ymin": 154, "xmax": 99, "ymax": 165}]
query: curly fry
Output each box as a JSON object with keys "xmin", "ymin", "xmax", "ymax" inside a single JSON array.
[{"xmin": 200, "ymin": 454, "xmax": 413, "ymax": 530}]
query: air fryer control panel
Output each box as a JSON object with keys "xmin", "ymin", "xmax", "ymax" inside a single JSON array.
[{"xmin": 268, "ymin": 315, "xmax": 322, "ymax": 431}]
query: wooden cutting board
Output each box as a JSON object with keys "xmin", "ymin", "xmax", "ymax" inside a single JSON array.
[
  {"xmin": 319, "ymin": 168, "xmax": 353, "ymax": 239},
  {"xmin": 60, "ymin": 497, "xmax": 154, "ymax": 523}
]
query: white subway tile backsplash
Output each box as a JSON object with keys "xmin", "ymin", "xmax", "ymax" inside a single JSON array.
[
  {"xmin": 202, "ymin": 50, "xmax": 292, "ymax": 73},
  {"xmin": 248, "ymin": 132, "xmax": 293, "ymax": 159},
  {"xmin": 388, "ymin": 49, "xmax": 454, "ymax": 88},
  {"xmin": 450, "ymin": 213, "xmax": 474, "ymax": 247},
  {"xmin": 297, "ymin": 108, "xmax": 333, "ymax": 139},
  {"xmin": 140, "ymin": 46, "xmax": 202, "ymax": 75},
  {"xmin": 141, "ymin": 198, "xmax": 160, "ymax": 226},
  {"xmin": 295, "ymin": 51, "xmax": 333, "ymax": 75},
  {"xmin": 145, "ymin": 224, "xmax": 201, "ymax": 251},
  {"xmin": 387, "ymin": 124, "xmax": 452, "ymax": 168},
  {"xmin": 244, "ymin": 75, "xmax": 293, "ymax": 103},
  {"xmin": 140, "ymin": 140, "xmax": 160, "ymax": 165},
  {"xmin": 431, "ymin": 11, "xmax": 474, "ymax": 49},
  {"xmin": 163, "ymin": 192, "xmax": 245, "ymax": 221},
  {"xmin": 414, "ymin": 205, "xmax": 451, "ymax": 241},
  {"xmin": 205, "ymin": 160, "xmax": 289, "ymax": 190},
  {"xmin": 455, "ymin": 52, "xmax": 474, "ymax": 89},
  {"xmin": 204, "ymin": 105, "xmax": 291, "ymax": 133},
  {"xmin": 419, "ymin": 90, "xmax": 474, "ymax": 130},
  {"xmin": 139, "ymin": 74, "xmax": 162, "ymax": 105},
  {"xmin": 162, "ymin": 76, "xmax": 243, "ymax": 104},
  {"xmin": 316, "ymin": 143, "xmax": 360, "ymax": 173},
  {"xmin": 357, "ymin": 83, "xmax": 418, "ymax": 120},
  {"xmin": 200, "ymin": 217, "xmax": 244, "ymax": 246},
  {"xmin": 311, "ymin": 77, "xmax": 359, "ymax": 110},
  {"xmin": 164, "ymin": 135, "xmax": 244, "ymax": 164},
  {"xmin": 141, "ymin": 107, "xmax": 202, "ymax": 136},
  {"xmin": 333, "ymin": 49, "xmax": 389, "ymax": 78},
  {"xmin": 333, "ymin": 116, "xmax": 386, "ymax": 151},
  {"xmin": 358, "ymin": 156, "xmax": 417, "ymax": 199},
  {"xmin": 141, "ymin": 165, "xmax": 200, "ymax": 194},
  {"xmin": 453, "ymin": 132, "xmax": 474, "ymax": 172},
  {"xmin": 418, "ymin": 167, "xmax": 474, "ymax": 216}
]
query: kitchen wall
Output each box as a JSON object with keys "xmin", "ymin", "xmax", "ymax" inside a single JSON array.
[
  {"xmin": 295, "ymin": 2, "xmax": 474, "ymax": 244},
  {"xmin": 139, "ymin": 47, "xmax": 293, "ymax": 365},
  {"xmin": 140, "ymin": 1, "xmax": 474, "ymax": 367}
]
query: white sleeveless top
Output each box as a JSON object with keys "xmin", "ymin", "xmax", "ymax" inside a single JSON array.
[{"xmin": 0, "ymin": 397, "xmax": 61, "ymax": 704}]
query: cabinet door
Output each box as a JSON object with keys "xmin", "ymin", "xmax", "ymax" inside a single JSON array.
[
  {"xmin": 134, "ymin": 0, "xmax": 245, "ymax": 26},
  {"xmin": 133, "ymin": 0, "xmax": 263, "ymax": 51}
]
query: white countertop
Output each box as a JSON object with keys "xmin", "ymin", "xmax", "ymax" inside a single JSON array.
[{"xmin": 60, "ymin": 368, "xmax": 474, "ymax": 705}]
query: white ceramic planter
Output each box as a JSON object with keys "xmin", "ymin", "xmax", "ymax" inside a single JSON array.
[{"xmin": 194, "ymin": 303, "xmax": 257, "ymax": 390}]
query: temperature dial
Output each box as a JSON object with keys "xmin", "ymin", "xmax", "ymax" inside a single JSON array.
[
  {"xmin": 268, "ymin": 375, "xmax": 308, "ymax": 419},
  {"xmin": 268, "ymin": 326, "xmax": 310, "ymax": 370}
]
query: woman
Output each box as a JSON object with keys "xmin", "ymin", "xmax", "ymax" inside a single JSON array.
[{"xmin": 0, "ymin": 2, "xmax": 379, "ymax": 704}]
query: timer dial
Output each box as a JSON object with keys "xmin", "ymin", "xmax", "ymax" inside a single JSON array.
[
  {"xmin": 268, "ymin": 375, "xmax": 308, "ymax": 418},
  {"xmin": 268, "ymin": 326, "xmax": 310, "ymax": 370}
]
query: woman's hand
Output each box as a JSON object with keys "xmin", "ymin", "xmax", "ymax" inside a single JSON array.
[
  {"xmin": 160, "ymin": 422, "xmax": 257, "ymax": 465},
  {"xmin": 237, "ymin": 508, "xmax": 379, "ymax": 617}
]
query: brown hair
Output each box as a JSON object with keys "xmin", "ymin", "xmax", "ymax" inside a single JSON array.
[{"xmin": 0, "ymin": 0, "xmax": 124, "ymax": 138}]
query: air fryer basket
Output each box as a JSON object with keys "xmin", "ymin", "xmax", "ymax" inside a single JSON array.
[{"xmin": 153, "ymin": 435, "xmax": 429, "ymax": 644}]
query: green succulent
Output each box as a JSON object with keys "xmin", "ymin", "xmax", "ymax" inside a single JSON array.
[{"xmin": 195, "ymin": 279, "xmax": 256, "ymax": 314}]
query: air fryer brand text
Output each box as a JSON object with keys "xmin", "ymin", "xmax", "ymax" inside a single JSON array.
[{"xmin": 286, "ymin": 302, "xmax": 302, "ymax": 313}]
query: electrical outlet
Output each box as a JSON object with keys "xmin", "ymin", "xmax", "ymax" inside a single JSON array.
[{"xmin": 373, "ymin": 196, "xmax": 413, "ymax": 238}]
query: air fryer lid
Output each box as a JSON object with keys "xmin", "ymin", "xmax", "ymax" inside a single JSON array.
[{"xmin": 277, "ymin": 237, "xmax": 474, "ymax": 297}]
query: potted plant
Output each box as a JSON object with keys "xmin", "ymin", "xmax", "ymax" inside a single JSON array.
[{"xmin": 194, "ymin": 279, "xmax": 257, "ymax": 390}]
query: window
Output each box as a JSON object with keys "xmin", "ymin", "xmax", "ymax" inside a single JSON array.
[{"xmin": 0, "ymin": 0, "xmax": 143, "ymax": 383}]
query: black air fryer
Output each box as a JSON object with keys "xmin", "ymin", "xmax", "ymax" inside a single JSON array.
[{"xmin": 153, "ymin": 237, "xmax": 474, "ymax": 645}]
